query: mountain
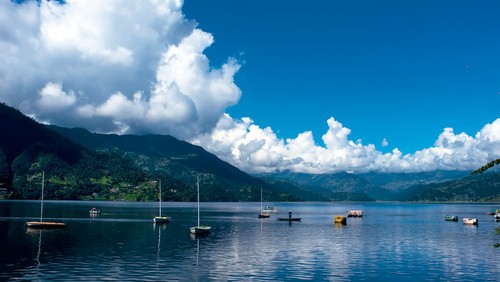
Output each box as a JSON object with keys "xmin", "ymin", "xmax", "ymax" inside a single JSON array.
[
  {"xmin": 46, "ymin": 125, "xmax": 301, "ymax": 201},
  {"xmin": 2, "ymin": 102, "xmax": 499, "ymax": 202},
  {"xmin": 0, "ymin": 102, "xmax": 298, "ymax": 201},
  {"xmin": 358, "ymin": 170, "xmax": 470, "ymax": 191},
  {"xmin": 0, "ymin": 102, "xmax": 162, "ymax": 200},
  {"xmin": 259, "ymin": 171, "xmax": 393, "ymax": 201},
  {"xmin": 397, "ymin": 172, "xmax": 500, "ymax": 201},
  {"xmin": 259, "ymin": 169, "xmax": 500, "ymax": 202}
]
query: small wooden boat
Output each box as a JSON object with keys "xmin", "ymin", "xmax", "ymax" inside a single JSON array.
[
  {"xmin": 462, "ymin": 218, "xmax": 478, "ymax": 225},
  {"xmin": 277, "ymin": 217, "xmax": 301, "ymax": 221},
  {"xmin": 494, "ymin": 213, "xmax": 500, "ymax": 221},
  {"xmin": 154, "ymin": 180, "xmax": 171, "ymax": 224},
  {"xmin": 263, "ymin": 206, "xmax": 278, "ymax": 213},
  {"xmin": 334, "ymin": 215, "xmax": 347, "ymax": 224},
  {"xmin": 190, "ymin": 175, "xmax": 211, "ymax": 235},
  {"xmin": 278, "ymin": 210, "xmax": 301, "ymax": 221},
  {"xmin": 26, "ymin": 171, "xmax": 65, "ymax": 229},
  {"xmin": 26, "ymin": 221, "xmax": 66, "ymax": 228},
  {"xmin": 258, "ymin": 189, "xmax": 271, "ymax": 218},
  {"xmin": 346, "ymin": 210, "xmax": 363, "ymax": 217},
  {"xmin": 445, "ymin": 215, "xmax": 458, "ymax": 222},
  {"xmin": 487, "ymin": 209, "xmax": 496, "ymax": 215},
  {"xmin": 190, "ymin": 225, "xmax": 212, "ymax": 235},
  {"xmin": 89, "ymin": 207, "xmax": 100, "ymax": 214}
]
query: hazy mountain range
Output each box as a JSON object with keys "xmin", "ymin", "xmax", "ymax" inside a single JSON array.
[{"xmin": 1, "ymin": 102, "xmax": 499, "ymax": 202}]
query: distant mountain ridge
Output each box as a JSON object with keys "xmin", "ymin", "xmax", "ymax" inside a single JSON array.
[
  {"xmin": 259, "ymin": 170, "xmax": 500, "ymax": 202},
  {"xmin": 0, "ymin": 102, "xmax": 297, "ymax": 201},
  {"xmin": 46, "ymin": 125, "xmax": 301, "ymax": 201},
  {"xmin": 1, "ymin": 101, "xmax": 499, "ymax": 202},
  {"xmin": 358, "ymin": 170, "xmax": 470, "ymax": 191}
]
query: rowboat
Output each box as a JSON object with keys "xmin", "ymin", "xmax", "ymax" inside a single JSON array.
[
  {"xmin": 462, "ymin": 218, "xmax": 478, "ymax": 225},
  {"xmin": 445, "ymin": 215, "xmax": 458, "ymax": 222},
  {"xmin": 346, "ymin": 210, "xmax": 363, "ymax": 217},
  {"xmin": 334, "ymin": 215, "xmax": 347, "ymax": 224},
  {"xmin": 263, "ymin": 206, "xmax": 278, "ymax": 213},
  {"xmin": 277, "ymin": 217, "xmax": 301, "ymax": 222},
  {"xmin": 89, "ymin": 207, "xmax": 100, "ymax": 214},
  {"xmin": 26, "ymin": 221, "xmax": 66, "ymax": 228}
]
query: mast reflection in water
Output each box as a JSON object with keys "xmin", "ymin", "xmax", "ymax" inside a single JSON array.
[{"xmin": 1, "ymin": 200, "xmax": 500, "ymax": 281}]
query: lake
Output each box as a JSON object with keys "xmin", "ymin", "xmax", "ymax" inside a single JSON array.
[{"xmin": 1, "ymin": 201, "xmax": 500, "ymax": 281}]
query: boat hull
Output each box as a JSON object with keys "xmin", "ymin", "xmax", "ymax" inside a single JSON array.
[
  {"xmin": 346, "ymin": 210, "xmax": 363, "ymax": 217},
  {"xmin": 190, "ymin": 226, "xmax": 211, "ymax": 235},
  {"xmin": 258, "ymin": 213, "xmax": 271, "ymax": 218},
  {"xmin": 26, "ymin": 221, "xmax": 65, "ymax": 229},
  {"xmin": 445, "ymin": 215, "xmax": 458, "ymax": 222},
  {"xmin": 462, "ymin": 218, "xmax": 478, "ymax": 225},
  {"xmin": 334, "ymin": 216, "xmax": 347, "ymax": 224},
  {"xmin": 277, "ymin": 217, "xmax": 301, "ymax": 221},
  {"xmin": 154, "ymin": 216, "xmax": 171, "ymax": 223},
  {"xmin": 262, "ymin": 206, "xmax": 278, "ymax": 213}
]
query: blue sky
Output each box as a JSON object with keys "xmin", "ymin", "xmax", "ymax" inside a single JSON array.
[
  {"xmin": 1, "ymin": 0, "xmax": 499, "ymax": 173},
  {"xmin": 183, "ymin": 0, "xmax": 500, "ymax": 153}
]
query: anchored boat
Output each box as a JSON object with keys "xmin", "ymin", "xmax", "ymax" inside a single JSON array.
[
  {"xmin": 346, "ymin": 210, "xmax": 363, "ymax": 217},
  {"xmin": 26, "ymin": 171, "xmax": 65, "ymax": 229},
  {"xmin": 258, "ymin": 188, "xmax": 271, "ymax": 218},
  {"xmin": 154, "ymin": 180, "xmax": 171, "ymax": 224},
  {"xmin": 445, "ymin": 215, "xmax": 458, "ymax": 222},
  {"xmin": 462, "ymin": 218, "xmax": 478, "ymax": 225},
  {"xmin": 190, "ymin": 175, "xmax": 211, "ymax": 235},
  {"xmin": 334, "ymin": 215, "xmax": 347, "ymax": 224}
]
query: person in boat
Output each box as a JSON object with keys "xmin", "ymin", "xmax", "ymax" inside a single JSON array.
[{"xmin": 288, "ymin": 210, "xmax": 292, "ymax": 219}]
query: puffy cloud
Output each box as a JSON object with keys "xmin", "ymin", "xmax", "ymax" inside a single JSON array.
[
  {"xmin": 37, "ymin": 82, "xmax": 76, "ymax": 112},
  {"xmin": 2, "ymin": 0, "xmax": 499, "ymax": 174},
  {"xmin": 192, "ymin": 117, "xmax": 500, "ymax": 174},
  {"xmin": 381, "ymin": 138, "xmax": 389, "ymax": 147},
  {"xmin": 1, "ymin": 0, "xmax": 240, "ymax": 138}
]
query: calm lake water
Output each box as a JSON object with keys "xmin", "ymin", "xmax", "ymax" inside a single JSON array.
[{"xmin": 1, "ymin": 200, "xmax": 500, "ymax": 281}]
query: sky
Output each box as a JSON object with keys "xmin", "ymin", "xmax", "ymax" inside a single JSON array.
[{"xmin": 1, "ymin": 0, "xmax": 499, "ymax": 174}]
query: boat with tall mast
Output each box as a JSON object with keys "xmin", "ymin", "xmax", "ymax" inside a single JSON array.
[
  {"xmin": 26, "ymin": 171, "xmax": 65, "ymax": 229},
  {"xmin": 190, "ymin": 175, "xmax": 211, "ymax": 235},
  {"xmin": 258, "ymin": 188, "xmax": 270, "ymax": 218},
  {"xmin": 154, "ymin": 179, "xmax": 171, "ymax": 223}
]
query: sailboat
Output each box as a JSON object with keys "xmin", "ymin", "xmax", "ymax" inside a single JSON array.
[
  {"xmin": 26, "ymin": 171, "xmax": 65, "ymax": 229},
  {"xmin": 153, "ymin": 180, "xmax": 171, "ymax": 223},
  {"xmin": 258, "ymin": 188, "xmax": 270, "ymax": 218},
  {"xmin": 190, "ymin": 175, "xmax": 211, "ymax": 235}
]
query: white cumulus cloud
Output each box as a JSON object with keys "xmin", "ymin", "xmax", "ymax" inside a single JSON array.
[
  {"xmin": 37, "ymin": 82, "xmax": 76, "ymax": 112},
  {"xmin": 1, "ymin": 0, "xmax": 499, "ymax": 175},
  {"xmin": 191, "ymin": 117, "xmax": 500, "ymax": 174},
  {"xmin": 0, "ymin": 0, "xmax": 240, "ymax": 138}
]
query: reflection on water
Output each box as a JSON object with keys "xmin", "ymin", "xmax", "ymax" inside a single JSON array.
[{"xmin": 1, "ymin": 201, "xmax": 500, "ymax": 281}]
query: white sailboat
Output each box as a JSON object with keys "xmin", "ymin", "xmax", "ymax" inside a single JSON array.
[
  {"xmin": 258, "ymin": 188, "xmax": 270, "ymax": 218},
  {"xmin": 26, "ymin": 171, "xmax": 65, "ymax": 229},
  {"xmin": 190, "ymin": 175, "xmax": 211, "ymax": 235},
  {"xmin": 154, "ymin": 179, "xmax": 171, "ymax": 223}
]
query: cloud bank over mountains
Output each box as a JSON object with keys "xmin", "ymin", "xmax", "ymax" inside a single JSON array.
[{"xmin": 1, "ymin": 0, "xmax": 499, "ymax": 174}]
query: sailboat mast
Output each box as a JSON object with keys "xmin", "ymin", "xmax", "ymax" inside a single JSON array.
[
  {"xmin": 159, "ymin": 179, "xmax": 162, "ymax": 217},
  {"xmin": 40, "ymin": 171, "xmax": 44, "ymax": 222},
  {"xmin": 197, "ymin": 175, "xmax": 200, "ymax": 227},
  {"xmin": 260, "ymin": 188, "xmax": 263, "ymax": 211}
]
